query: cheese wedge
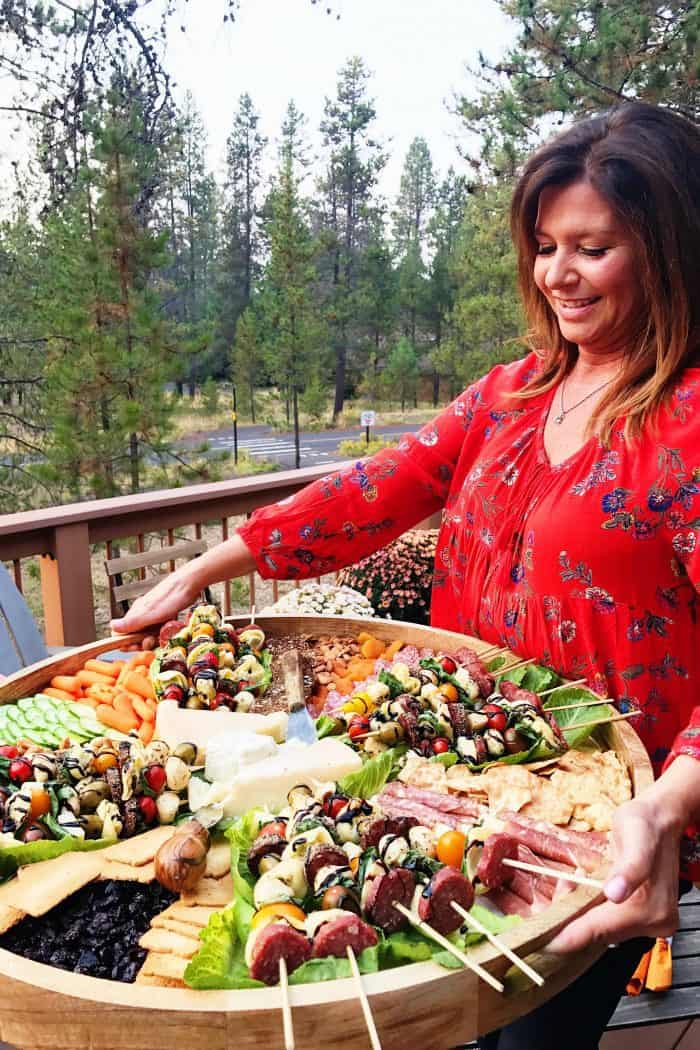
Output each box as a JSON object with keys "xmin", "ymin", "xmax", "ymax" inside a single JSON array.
[{"xmin": 155, "ymin": 701, "xmax": 288, "ymax": 755}]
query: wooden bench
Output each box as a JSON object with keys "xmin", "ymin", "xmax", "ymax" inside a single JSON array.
[{"xmin": 104, "ymin": 538, "xmax": 209, "ymax": 618}]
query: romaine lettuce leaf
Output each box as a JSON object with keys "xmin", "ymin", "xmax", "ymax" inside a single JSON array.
[
  {"xmin": 289, "ymin": 943, "xmax": 380, "ymax": 984},
  {"xmin": 338, "ymin": 745, "xmax": 406, "ymax": 798},
  {"xmin": 315, "ymin": 714, "xmax": 341, "ymax": 739},
  {"xmin": 0, "ymin": 836, "xmax": 112, "ymax": 884},
  {"xmin": 429, "ymin": 751, "xmax": 458, "ymax": 769},
  {"xmin": 499, "ymin": 663, "xmax": 559, "ymax": 693},
  {"xmin": 225, "ymin": 808, "xmax": 265, "ymax": 903},
  {"xmin": 545, "ymin": 687, "xmax": 613, "ymax": 748},
  {"xmin": 184, "ymin": 900, "xmax": 263, "ymax": 990}
]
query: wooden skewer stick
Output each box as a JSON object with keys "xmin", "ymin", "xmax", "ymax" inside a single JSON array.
[
  {"xmin": 346, "ymin": 946, "xmax": 383, "ymax": 1050},
  {"xmin": 249, "ymin": 603, "xmax": 256, "ymax": 625},
  {"xmin": 544, "ymin": 698, "xmax": 614, "ymax": 714},
  {"xmin": 279, "ymin": 957, "xmax": 295, "ymax": 1050},
  {"xmin": 498, "ymin": 657, "xmax": 537, "ymax": 674},
  {"xmin": 450, "ymin": 902, "xmax": 544, "ymax": 988},
  {"xmin": 393, "ymin": 902, "xmax": 504, "ymax": 993},
  {"xmin": 562, "ymin": 709, "xmax": 638, "ymax": 732},
  {"xmin": 502, "ymin": 858, "xmax": 605, "ymax": 891},
  {"xmin": 479, "ymin": 644, "xmax": 510, "ymax": 659},
  {"xmin": 538, "ymin": 678, "xmax": 588, "ymax": 696}
]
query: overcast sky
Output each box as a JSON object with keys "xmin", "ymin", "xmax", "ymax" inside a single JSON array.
[{"xmin": 165, "ymin": 0, "xmax": 517, "ymax": 198}]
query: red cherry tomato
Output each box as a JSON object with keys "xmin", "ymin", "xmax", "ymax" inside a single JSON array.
[
  {"xmin": 143, "ymin": 764, "xmax": 167, "ymax": 794},
  {"xmin": 138, "ymin": 795, "xmax": 158, "ymax": 824},
  {"xmin": 487, "ymin": 711, "xmax": 507, "ymax": 732},
  {"xmin": 348, "ymin": 715, "xmax": 370, "ymax": 742},
  {"xmin": 432, "ymin": 737, "xmax": 450, "ymax": 754},
  {"xmin": 256, "ymin": 820, "xmax": 288, "ymax": 841},
  {"xmin": 0, "ymin": 745, "xmax": 19, "ymax": 760},
  {"xmin": 439, "ymin": 656, "xmax": 457, "ymax": 675},
  {"xmin": 323, "ymin": 792, "xmax": 349, "ymax": 820},
  {"xmin": 8, "ymin": 758, "xmax": 33, "ymax": 784}
]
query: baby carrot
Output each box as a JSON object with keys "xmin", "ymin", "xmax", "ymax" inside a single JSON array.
[
  {"xmin": 384, "ymin": 639, "xmax": 404, "ymax": 660},
  {"xmin": 128, "ymin": 650, "xmax": 156, "ymax": 668},
  {"xmin": 86, "ymin": 684, "xmax": 117, "ymax": 704},
  {"xmin": 123, "ymin": 671, "xmax": 156, "ymax": 702},
  {"xmin": 50, "ymin": 675, "xmax": 81, "ymax": 694},
  {"xmin": 114, "ymin": 693, "xmax": 136, "ymax": 718},
  {"xmin": 96, "ymin": 704, "xmax": 139, "ymax": 734},
  {"xmin": 83, "ymin": 659, "xmax": 120, "ymax": 676},
  {"xmin": 76, "ymin": 669, "xmax": 115, "ymax": 688},
  {"xmin": 132, "ymin": 697, "xmax": 154, "ymax": 723},
  {"xmin": 44, "ymin": 686, "xmax": 77, "ymax": 703},
  {"xmin": 138, "ymin": 720, "xmax": 154, "ymax": 745}
]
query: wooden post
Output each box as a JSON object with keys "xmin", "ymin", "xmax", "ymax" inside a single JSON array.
[{"xmin": 40, "ymin": 522, "xmax": 95, "ymax": 646}]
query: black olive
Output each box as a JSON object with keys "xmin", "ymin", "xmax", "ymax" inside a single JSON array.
[{"xmin": 321, "ymin": 885, "xmax": 361, "ymax": 914}]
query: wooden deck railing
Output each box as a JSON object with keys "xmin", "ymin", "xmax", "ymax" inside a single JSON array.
[{"xmin": 0, "ymin": 463, "xmax": 349, "ymax": 647}]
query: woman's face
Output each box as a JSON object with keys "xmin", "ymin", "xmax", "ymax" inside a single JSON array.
[{"xmin": 533, "ymin": 179, "xmax": 644, "ymax": 360}]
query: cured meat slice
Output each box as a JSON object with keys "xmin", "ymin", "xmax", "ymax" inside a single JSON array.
[
  {"xmin": 360, "ymin": 815, "xmax": 418, "ymax": 849},
  {"xmin": 417, "ymin": 866, "xmax": 474, "ymax": 935},
  {"xmin": 476, "ymin": 834, "xmax": 519, "ymax": 889},
  {"xmin": 499, "ymin": 680, "xmax": 541, "ymax": 709},
  {"xmin": 486, "ymin": 886, "xmax": 532, "ymax": 918},
  {"xmin": 364, "ymin": 868, "xmax": 416, "ymax": 933},
  {"xmin": 500, "ymin": 812, "xmax": 608, "ymax": 873},
  {"xmin": 311, "ymin": 914, "xmax": 378, "ymax": 958},
  {"xmin": 377, "ymin": 796, "xmax": 475, "ymax": 834},
  {"xmin": 507, "ymin": 870, "xmax": 553, "ymax": 913},
  {"xmin": 399, "ymin": 645, "xmax": 421, "ymax": 672},
  {"xmin": 380, "ymin": 781, "xmax": 483, "ymax": 819},
  {"xmin": 304, "ymin": 844, "xmax": 349, "ymax": 887},
  {"xmin": 249, "ymin": 923, "xmax": 311, "ymax": 985}
]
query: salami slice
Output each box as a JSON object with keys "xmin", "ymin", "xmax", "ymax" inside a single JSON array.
[
  {"xmin": 476, "ymin": 833, "xmax": 519, "ymax": 889},
  {"xmin": 499, "ymin": 680, "xmax": 541, "ymax": 708},
  {"xmin": 417, "ymin": 866, "xmax": 474, "ymax": 935},
  {"xmin": 312, "ymin": 913, "xmax": 378, "ymax": 958},
  {"xmin": 399, "ymin": 645, "xmax": 421, "ymax": 671},
  {"xmin": 500, "ymin": 812, "xmax": 608, "ymax": 873},
  {"xmin": 377, "ymin": 796, "xmax": 476, "ymax": 834},
  {"xmin": 360, "ymin": 815, "xmax": 418, "ymax": 849},
  {"xmin": 249, "ymin": 923, "xmax": 311, "ymax": 985},
  {"xmin": 364, "ymin": 868, "xmax": 416, "ymax": 933},
  {"xmin": 381, "ymin": 781, "xmax": 483, "ymax": 819},
  {"xmin": 304, "ymin": 844, "xmax": 349, "ymax": 887},
  {"xmin": 158, "ymin": 620, "xmax": 187, "ymax": 647}
]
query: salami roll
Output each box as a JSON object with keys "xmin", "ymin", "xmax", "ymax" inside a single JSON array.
[
  {"xmin": 304, "ymin": 843, "xmax": 349, "ymax": 887},
  {"xmin": 364, "ymin": 867, "xmax": 416, "ymax": 933},
  {"xmin": 312, "ymin": 913, "xmax": 378, "ymax": 959},
  {"xmin": 476, "ymin": 833, "xmax": 519, "ymax": 889},
  {"xmin": 248, "ymin": 923, "xmax": 311, "ymax": 985},
  {"xmin": 417, "ymin": 866, "xmax": 474, "ymax": 934}
]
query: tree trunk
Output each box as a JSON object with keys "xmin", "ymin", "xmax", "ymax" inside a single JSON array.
[
  {"xmin": 249, "ymin": 382, "xmax": 256, "ymax": 424},
  {"xmin": 129, "ymin": 432, "xmax": 139, "ymax": 493},
  {"xmin": 432, "ymin": 370, "xmax": 440, "ymax": 407},
  {"xmin": 333, "ymin": 340, "xmax": 346, "ymax": 419},
  {"xmin": 293, "ymin": 385, "xmax": 300, "ymax": 469}
]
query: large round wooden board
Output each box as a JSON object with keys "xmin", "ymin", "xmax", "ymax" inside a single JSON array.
[{"xmin": 0, "ymin": 616, "xmax": 653, "ymax": 1050}]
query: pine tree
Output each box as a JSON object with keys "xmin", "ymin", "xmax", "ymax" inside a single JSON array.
[
  {"xmin": 382, "ymin": 337, "xmax": 419, "ymax": 411},
  {"xmin": 231, "ymin": 306, "xmax": 264, "ymax": 423}
]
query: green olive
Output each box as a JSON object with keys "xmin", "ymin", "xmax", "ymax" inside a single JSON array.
[{"xmin": 173, "ymin": 742, "xmax": 197, "ymax": 766}]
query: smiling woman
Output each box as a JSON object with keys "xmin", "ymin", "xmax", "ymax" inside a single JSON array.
[{"xmin": 113, "ymin": 101, "xmax": 700, "ymax": 1050}]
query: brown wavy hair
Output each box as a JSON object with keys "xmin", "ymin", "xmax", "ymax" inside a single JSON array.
[{"xmin": 510, "ymin": 102, "xmax": 700, "ymax": 442}]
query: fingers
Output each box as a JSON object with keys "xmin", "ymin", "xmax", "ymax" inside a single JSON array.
[
  {"xmin": 549, "ymin": 894, "xmax": 679, "ymax": 954},
  {"xmin": 604, "ymin": 804, "xmax": 658, "ymax": 903}
]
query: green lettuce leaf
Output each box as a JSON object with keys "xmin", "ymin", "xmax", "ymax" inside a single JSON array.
[
  {"xmin": 499, "ymin": 663, "xmax": 559, "ymax": 693},
  {"xmin": 338, "ymin": 745, "xmax": 406, "ymax": 798},
  {"xmin": 184, "ymin": 900, "xmax": 263, "ymax": 990},
  {"xmin": 545, "ymin": 687, "xmax": 614, "ymax": 748},
  {"xmin": 382, "ymin": 904, "xmax": 521, "ymax": 971},
  {"xmin": 289, "ymin": 943, "xmax": 380, "ymax": 984},
  {"xmin": 225, "ymin": 808, "xmax": 265, "ymax": 904},
  {"xmin": 429, "ymin": 752, "xmax": 458, "ymax": 769},
  {"xmin": 0, "ymin": 836, "xmax": 113, "ymax": 884},
  {"xmin": 259, "ymin": 648, "xmax": 273, "ymax": 693},
  {"xmin": 378, "ymin": 669, "xmax": 406, "ymax": 699},
  {"xmin": 315, "ymin": 714, "xmax": 341, "ymax": 739}
]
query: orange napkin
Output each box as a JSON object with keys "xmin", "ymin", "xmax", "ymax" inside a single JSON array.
[
  {"xmin": 626, "ymin": 949, "xmax": 651, "ymax": 995},
  {"xmin": 645, "ymin": 937, "xmax": 673, "ymax": 992}
]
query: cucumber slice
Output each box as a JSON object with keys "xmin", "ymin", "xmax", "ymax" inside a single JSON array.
[
  {"xmin": 16, "ymin": 697, "xmax": 37, "ymax": 712},
  {"xmin": 34, "ymin": 694, "xmax": 63, "ymax": 709},
  {"xmin": 4, "ymin": 708, "xmax": 23, "ymax": 728}
]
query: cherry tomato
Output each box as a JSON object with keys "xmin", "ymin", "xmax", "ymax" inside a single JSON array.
[
  {"xmin": 436, "ymin": 830, "xmax": 467, "ymax": 869},
  {"xmin": 143, "ymin": 764, "xmax": 167, "ymax": 794},
  {"xmin": 0, "ymin": 746, "xmax": 19, "ymax": 760},
  {"xmin": 432, "ymin": 737, "xmax": 450, "ymax": 754},
  {"xmin": 28, "ymin": 787, "xmax": 51, "ymax": 820},
  {"xmin": 138, "ymin": 795, "xmax": 158, "ymax": 824},
  {"xmin": 8, "ymin": 758, "xmax": 33, "ymax": 784},
  {"xmin": 438, "ymin": 683, "xmax": 459, "ymax": 703},
  {"xmin": 93, "ymin": 752, "xmax": 118, "ymax": 774},
  {"xmin": 486, "ymin": 711, "xmax": 507, "ymax": 732},
  {"xmin": 322, "ymin": 792, "xmax": 348, "ymax": 820},
  {"xmin": 256, "ymin": 820, "xmax": 288, "ymax": 841},
  {"xmin": 348, "ymin": 715, "xmax": 370, "ymax": 741},
  {"xmin": 440, "ymin": 656, "xmax": 457, "ymax": 675}
]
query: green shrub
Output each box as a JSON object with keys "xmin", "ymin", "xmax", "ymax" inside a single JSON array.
[
  {"xmin": 337, "ymin": 529, "xmax": 437, "ymax": 625},
  {"xmin": 337, "ymin": 437, "xmax": 398, "ymax": 458}
]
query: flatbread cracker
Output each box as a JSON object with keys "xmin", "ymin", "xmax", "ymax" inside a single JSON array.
[
  {"xmin": 140, "ymin": 951, "xmax": 189, "ymax": 981},
  {"xmin": 157, "ymin": 903, "xmax": 219, "ymax": 927},
  {"xmin": 5, "ymin": 852, "xmax": 103, "ymax": 917},
  {"xmin": 134, "ymin": 972, "xmax": 186, "ymax": 988},
  {"xmin": 445, "ymin": 764, "xmax": 488, "ymax": 799},
  {"xmin": 481, "ymin": 766, "xmax": 534, "ymax": 813},
  {"xmin": 0, "ymin": 903, "xmax": 24, "ymax": 933},
  {"xmin": 139, "ymin": 927, "xmax": 201, "ymax": 958},
  {"xmin": 99, "ymin": 860, "xmax": 156, "ymax": 883},
  {"xmin": 398, "ymin": 753, "xmax": 448, "ymax": 792},
  {"xmin": 181, "ymin": 874, "xmax": 233, "ymax": 907},
  {"xmin": 101, "ymin": 826, "xmax": 177, "ymax": 866},
  {"xmin": 151, "ymin": 916, "xmax": 207, "ymax": 939},
  {"xmin": 204, "ymin": 841, "xmax": 232, "ymax": 879},
  {"xmin": 520, "ymin": 775, "xmax": 574, "ymax": 825}
]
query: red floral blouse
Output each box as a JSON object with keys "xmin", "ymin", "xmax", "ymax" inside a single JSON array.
[{"xmin": 239, "ymin": 354, "xmax": 700, "ymax": 877}]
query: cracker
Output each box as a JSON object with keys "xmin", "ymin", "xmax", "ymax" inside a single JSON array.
[
  {"xmin": 101, "ymin": 826, "xmax": 177, "ymax": 866},
  {"xmin": 151, "ymin": 916, "xmax": 207, "ymax": 939},
  {"xmin": 140, "ymin": 951, "xmax": 189, "ymax": 981},
  {"xmin": 5, "ymin": 852, "xmax": 102, "ymax": 917},
  {"xmin": 134, "ymin": 972, "xmax": 186, "ymax": 988},
  {"xmin": 204, "ymin": 842, "xmax": 231, "ymax": 880},
  {"xmin": 181, "ymin": 874, "xmax": 233, "ymax": 907},
  {"xmin": 139, "ymin": 927, "xmax": 201, "ymax": 958},
  {"xmin": 0, "ymin": 903, "xmax": 24, "ymax": 934},
  {"xmin": 398, "ymin": 753, "xmax": 448, "ymax": 792},
  {"xmin": 99, "ymin": 860, "xmax": 156, "ymax": 883},
  {"xmin": 156, "ymin": 903, "xmax": 219, "ymax": 927}
]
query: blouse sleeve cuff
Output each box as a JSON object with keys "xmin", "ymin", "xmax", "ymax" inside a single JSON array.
[{"xmin": 661, "ymin": 708, "xmax": 700, "ymax": 774}]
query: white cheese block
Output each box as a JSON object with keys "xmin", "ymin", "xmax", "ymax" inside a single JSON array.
[{"xmin": 154, "ymin": 700, "xmax": 288, "ymax": 755}]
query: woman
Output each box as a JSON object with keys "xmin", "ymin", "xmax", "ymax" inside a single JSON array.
[{"xmin": 113, "ymin": 102, "xmax": 700, "ymax": 1048}]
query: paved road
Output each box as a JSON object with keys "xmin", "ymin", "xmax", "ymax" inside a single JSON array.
[{"xmin": 181, "ymin": 422, "xmax": 421, "ymax": 469}]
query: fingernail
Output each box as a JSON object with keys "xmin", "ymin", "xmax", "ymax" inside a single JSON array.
[
  {"xmin": 547, "ymin": 934, "xmax": 568, "ymax": 954},
  {"xmin": 604, "ymin": 875, "xmax": 630, "ymax": 903}
]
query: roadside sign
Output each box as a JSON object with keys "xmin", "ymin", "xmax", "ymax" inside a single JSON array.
[
  {"xmin": 230, "ymin": 411, "xmax": 237, "ymax": 423},
  {"xmin": 360, "ymin": 410, "xmax": 376, "ymax": 427}
]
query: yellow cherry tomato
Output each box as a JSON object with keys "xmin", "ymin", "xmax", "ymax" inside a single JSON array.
[
  {"xmin": 342, "ymin": 693, "xmax": 373, "ymax": 716},
  {"xmin": 29, "ymin": 786, "xmax": 51, "ymax": 820},
  {"xmin": 193, "ymin": 623, "xmax": 215, "ymax": 638},
  {"xmin": 93, "ymin": 752, "xmax": 118, "ymax": 774},
  {"xmin": 250, "ymin": 902, "xmax": 307, "ymax": 932},
  {"xmin": 438, "ymin": 683, "xmax": 459, "ymax": 703},
  {"xmin": 436, "ymin": 830, "xmax": 467, "ymax": 869}
]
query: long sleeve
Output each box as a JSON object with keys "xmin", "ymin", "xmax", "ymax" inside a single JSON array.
[
  {"xmin": 237, "ymin": 385, "xmax": 482, "ymax": 580},
  {"xmin": 662, "ymin": 513, "xmax": 700, "ymax": 771}
]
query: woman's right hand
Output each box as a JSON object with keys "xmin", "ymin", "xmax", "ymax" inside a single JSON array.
[{"xmin": 109, "ymin": 564, "xmax": 202, "ymax": 635}]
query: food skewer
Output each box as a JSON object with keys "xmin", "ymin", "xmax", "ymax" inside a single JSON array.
[
  {"xmin": 450, "ymin": 902, "xmax": 544, "ymax": 988},
  {"xmin": 543, "ymin": 697, "xmax": 614, "ymax": 713},
  {"xmin": 562, "ymin": 710, "xmax": 638, "ymax": 732},
  {"xmin": 346, "ymin": 945, "xmax": 383, "ymax": 1050},
  {"xmin": 393, "ymin": 902, "xmax": 504, "ymax": 993},
  {"xmin": 497, "ymin": 657, "xmax": 537, "ymax": 674},
  {"xmin": 479, "ymin": 644, "xmax": 510, "ymax": 659},
  {"xmin": 501, "ymin": 858, "xmax": 605, "ymax": 891},
  {"xmin": 539, "ymin": 678, "xmax": 588, "ymax": 696},
  {"xmin": 279, "ymin": 957, "xmax": 295, "ymax": 1050}
]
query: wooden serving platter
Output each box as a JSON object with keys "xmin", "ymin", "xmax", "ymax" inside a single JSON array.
[{"xmin": 0, "ymin": 616, "xmax": 653, "ymax": 1050}]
